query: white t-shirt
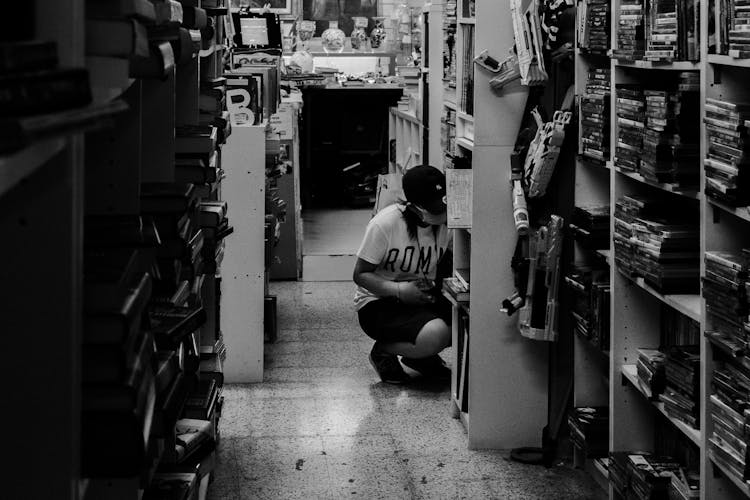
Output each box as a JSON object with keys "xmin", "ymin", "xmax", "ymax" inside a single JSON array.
[{"xmin": 353, "ymin": 204, "xmax": 451, "ymax": 311}]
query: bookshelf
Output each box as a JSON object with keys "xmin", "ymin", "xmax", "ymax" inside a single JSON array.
[
  {"xmin": 387, "ymin": 1, "xmax": 444, "ymax": 174},
  {"xmin": 434, "ymin": 0, "xmax": 549, "ymax": 449},
  {"xmin": 4, "ymin": 1, "xmax": 86, "ymax": 497},
  {"xmin": 389, "ymin": 107, "xmax": 423, "ymax": 172},
  {"xmin": 571, "ymin": 0, "xmax": 750, "ymax": 495},
  {"xmin": 2, "ymin": 0, "xmax": 268, "ymax": 497}
]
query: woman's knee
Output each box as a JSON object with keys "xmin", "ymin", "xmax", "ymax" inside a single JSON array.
[{"xmin": 415, "ymin": 319, "xmax": 451, "ymax": 353}]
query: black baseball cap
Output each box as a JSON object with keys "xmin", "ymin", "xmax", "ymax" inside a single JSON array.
[{"xmin": 402, "ymin": 165, "xmax": 447, "ymax": 213}]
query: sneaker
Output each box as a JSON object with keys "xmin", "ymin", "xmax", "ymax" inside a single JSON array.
[
  {"xmin": 401, "ymin": 355, "xmax": 451, "ymax": 380},
  {"xmin": 369, "ymin": 344, "xmax": 409, "ymax": 384}
]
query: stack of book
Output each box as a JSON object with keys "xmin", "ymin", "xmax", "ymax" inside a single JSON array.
[
  {"xmin": 708, "ymin": 390, "xmax": 750, "ymax": 483},
  {"xmin": 640, "ymin": 76, "xmax": 700, "ymax": 188},
  {"xmin": 441, "ymin": 107, "xmax": 457, "ymax": 165},
  {"xmin": 609, "ymin": 452, "xmax": 682, "ymax": 499},
  {"xmin": 615, "ymin": 85, "xmax": 645, "ymax": 173},
  {"xmin": 199, "ymin": 77, "xmax": 232, "ymax": 144},
  {"xmin": 660, "ymin": 345, "xmax": 700, "ymax": 429},
  {"xmin": 669, "ymin": 468, "xmax": 700, "ymax": 499},
  {"xmin": 630, "ymin": 217, "xmax": 700, "ymax": 294},
  {"xmin": 82, "ymin": 246, "xmax": 157, "ymax": 478},
  {"xmin": 570, "ymin": 204, "xmax": 610, "ymax": 249},
  {"xmin": 661, "ymin": 303, "xmax": 700, "ymax": 345},
  {"xmin": 443, "ymin": 276, "xmax": 470, "ymax": 303},
  {"xmin": 703, "ymin": 250, "xmax": 749, "ymax": 354},
  {"xmin": 565, "ymin": 265, "xmax": 611, "ymax": 350},
  {"xmin": 614, "ymin": 195, "xmax": 699, "ymax": 293},
  {"xmin": 613, "ymin": 0, "xmax": 645, "ymax": 61},
  {"xmin": 715, "ymin": 0, "xmax": 750, "ymax": 58},
  {"xmin": 703, "ymin": 98, "xmax": 750, "ymax": 206},
  {"xmin": 459, "ymin": 24, "xmax": 475, "ymax": 115},
  {"xmin": 645, "ymin": 0, "xmax": 679, "ymax": 61},
  {"xmin": 580, "ymin": 67, "xmax": 611, "ymax": 163},
  {"xmin": 568, "ymin": 406, "xmax": 609, "ymax": 458},
  {"xmin": 637, "ymin": 348, "xmax": 667, "ymax": 396},
  {"xmin": 578, "ymin": 0, "xmax": 610, "ymax": 55}
]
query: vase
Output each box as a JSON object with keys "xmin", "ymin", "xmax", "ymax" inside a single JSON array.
[
  {"xmin": 350, "ymin": 16, "xmax": 369, "ymax": 51},
  {"xmin": 369, "ymin": 17, "xmax": 387, "ymax": 51},
  {"xmin": 321, "ymin": 20, "xmax": 346, "ymax": 53},
  {"xmin": 297, "ymin": 20, "xmax": 316, "ymax": 51}
]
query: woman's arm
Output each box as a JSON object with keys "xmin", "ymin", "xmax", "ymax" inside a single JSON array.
[
  {"xmin": 353, "ymin": 258, "xmax": 400, "ymax": 298},
  {"xmin": 353, "ymin": 258, "xmax": 434, "ymax": 304}
]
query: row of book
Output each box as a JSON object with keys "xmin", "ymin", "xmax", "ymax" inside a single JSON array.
[
  {"xmin": 610, "ymin": 452, "xmax": 699, "ymax": 499},
  {"xmin": 613, "ymin": 194, "xmax": 699, "ymax": 294},
  {"xmin": 81, "ymin": 3, "xmax": 234, "ymax": 499},
  {"xmin": 711, "ymin": 0, "xmax": 750, "ymax": 58},
  {"xmin": 459, "ymin": 24, "xmax": 474, "ymax": 116},
  {"xmin": 614, "ymin": 73, "xmax": 700, "ymax": 189},
  {"xmin": 703, "ymin": 97, "xmax": 750, "ymax": 207},
  {"xmin": 441, "ymin": 107, "xmax": 458, "ymax": 167},
  {"xmin": 570, "ymin": 204, "xmax": 610, "ymax": 250},
  {"xmin": 580, "ymin": 67, "xmax": 611, "ymax": 163},
  {"xmin": 613, "ymin": 0, "xmax": 699, "ymax": 62},
  {"xmin": 565, "ymin": 263, "xmax": 610, "ymax": 351},
  {"xmin": 577, "ymin": 0, "xmax": 610, "ymax": 54},
  {"xmin": 702, "ymin": 249, "xmax": 750, "ymax": 484},
  {"xmin": 568, "ymin": 406, "xmax": 608, "ymax": 458}
]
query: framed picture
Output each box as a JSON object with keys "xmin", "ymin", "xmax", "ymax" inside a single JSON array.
[{"xmin": 248, "ymin": 0, "xmax": 293, "ymax": 15}]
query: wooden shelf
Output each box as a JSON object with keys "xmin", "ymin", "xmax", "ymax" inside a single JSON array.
[
  {"xmin": 707, "ymin": 199, "xmax": 750, "ymax": 224},
  {"xmin": 0, "ymin": 137, "xmax": 68, "ymax": 198},
  {"xmin": 615, "ymin": 60, "xmax": 701, "ymax": 70},
  {"xmin": 458, "ymin": 17, "xmax": 476, "ymax": 24},
  {"xmin": 442, "ymin": 290, "xmax": 470, "ymax": 313},
  {"xmin": 708, "ymin": 451, "xmax": 750, "ymax": 497},
  {"xmin": 456, "ymin": 111, "xmax": 474, "ymax": 122},
  {"xmin": 444, "ymin": 100, "xmax": 458, "ymax": 111},
  {"xmin": 621, "ymin": 365, "xmax": 701, "ymax": 447},
  {"xmin": 707, "ymin": 54, "xmax": 750, "ymax": 68},
  {"xmin": 622, "ymin": 275, "xmax": 702, "ymax": 323},
  {"xmin": 456, "ymin": 137, "xmax": 474, "ymax": 151},
  {"xmin": 614, "ymin": 167, "xmax": 701, "ymax": 200}
]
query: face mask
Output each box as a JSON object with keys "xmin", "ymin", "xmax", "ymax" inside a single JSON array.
[{"xmin": 417, "ymin": 206, "xmax": 447, "ymax": 225}]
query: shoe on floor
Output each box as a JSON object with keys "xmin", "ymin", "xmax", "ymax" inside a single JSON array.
[
  {"xmin": 369, "ymin": 344, "xmax": 409, "ymax": 384},
  {"xmin": 401, "ymin": 355, "xmax": 451, "ymax": 379}
]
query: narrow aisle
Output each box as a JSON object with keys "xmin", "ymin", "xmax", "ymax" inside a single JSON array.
[{"xmin": 207, "ymin": 281, "xmax": 605, "ymax": 500}]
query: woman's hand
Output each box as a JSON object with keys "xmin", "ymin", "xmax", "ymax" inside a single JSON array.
[{"xmin": 398, "ymin": 281, "xmax": 435, "ymax": 305}]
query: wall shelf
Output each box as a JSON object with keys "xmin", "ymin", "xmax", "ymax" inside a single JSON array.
[
  {"xmin": 707, "ymin": 199, "xmax": 750, "ymax": 224},
  {"xmin": 623, "ymin": 275, "xmax": 702, "ymax": 323},
  {"xmin": 614, "ymin": 167, "xmax": 701, "ymax": 200},
  {"xmin": 614, "ymin": 60, "xmax": 701, "ymax": 70},
  {"xmin": 707, "ymin": 54, "xmax": 750, "ymax": 68}
]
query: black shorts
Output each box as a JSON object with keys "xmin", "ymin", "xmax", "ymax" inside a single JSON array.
[{"xmin": 357, "ymin": 295, "xmax": 452, "ymax": 344}]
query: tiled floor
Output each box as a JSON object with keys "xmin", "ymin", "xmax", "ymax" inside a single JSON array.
[{"xmin": 206, "ymin": 281, "xmax": 606, "ymax": 500}]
